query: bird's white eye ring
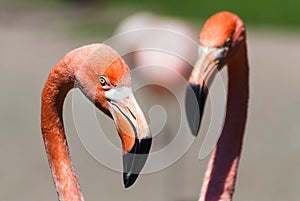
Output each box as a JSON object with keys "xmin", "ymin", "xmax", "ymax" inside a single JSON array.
[{"xmin": 99, "ymin": 76, "xmax": 108, "ymax": 86}]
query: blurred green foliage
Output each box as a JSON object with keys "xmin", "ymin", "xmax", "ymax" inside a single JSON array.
[
  {"xmin": 110, "ymin": 0, "xmax": 300, "ymax": 28},
  {"xmin": 15, "ymin": 0, "xmax": 300, "ymax": 29}
]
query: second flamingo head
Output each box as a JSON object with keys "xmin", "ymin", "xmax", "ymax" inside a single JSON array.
[{"xmin": 185, "ymin": 11, "xmax": 246, "ymax": 136}]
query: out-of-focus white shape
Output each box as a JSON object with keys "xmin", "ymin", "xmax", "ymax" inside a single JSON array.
[{"xmin": 114, "ymin": 12, "xmax": 198, "ymax": 88}]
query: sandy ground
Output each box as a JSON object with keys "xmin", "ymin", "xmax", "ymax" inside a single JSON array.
[{"xmin": 1, "ymin": 4, "xmax": 300, "ymax": 201}]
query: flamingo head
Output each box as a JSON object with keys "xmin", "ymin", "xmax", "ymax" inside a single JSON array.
[
  {"xmin": 185, "ymin": 11, "xmax": 246, "ymax": 136},
  {"xmin": 75, "ymin": 44, "xmax": 151, "ymax": 188}
]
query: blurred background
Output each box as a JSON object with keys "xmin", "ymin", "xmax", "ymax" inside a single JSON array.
[{"xmin": 1, "ymin": 0, "xmax": 300, "ymax": 201}]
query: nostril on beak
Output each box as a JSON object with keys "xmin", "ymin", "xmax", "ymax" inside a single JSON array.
[{"xmin": 127, "ymin": 107, "xmax": 136, "ymax": 120}]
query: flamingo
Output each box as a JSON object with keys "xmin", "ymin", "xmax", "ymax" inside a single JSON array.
[
  {"xmin": 41, "ymin": 44, "xmax": 152, "ymax": 201},
  {"xmin": 185, "ymin": 12, "xmax": 249, "ymax": 200},
  {"xmin": 114, "ymin": 12, "xmax": 197, "ymax": 87}
]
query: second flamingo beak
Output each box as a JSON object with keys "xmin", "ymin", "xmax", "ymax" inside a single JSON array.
[
  {"xmin": 106, "ymin": 87, "xmax": 152, "ymax": 188},
  {"xmin": 185, "ymin": 81, "xmax": 208, "ymax": 136},
  {"xmin": 185, "ymin": 47, "xmax": 224, "ymax": 136}
]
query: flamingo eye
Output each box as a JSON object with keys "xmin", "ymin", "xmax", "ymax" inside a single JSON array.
[
  {"xmin": 99, "ymin": 76, "xmax": 109, "ymax": 86},
  {"xmin": 224, "ymin": 38, "xmax": 231, "ymax": 47}
]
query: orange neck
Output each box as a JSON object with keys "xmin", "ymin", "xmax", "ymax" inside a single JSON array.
[
  {"xmin": 199, "ymin": 42, "xmax": 249, "ymax": 201},
  {"xmin": 41, "ymin": 61, "xmax": 84, "ymax": 201},
  {"xmin": 41, "ymin": 44, "xmax": 101, "ymax": 201}
]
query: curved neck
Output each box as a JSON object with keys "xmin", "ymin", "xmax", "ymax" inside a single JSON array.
[
  {"xmin": 41, "ymin": 44, "xmax": 101, "ymax": 201},
  {"xmin": 41, "ymin": 61, "xmax": 84, "ymax": 201},
  {"xmin": 199, "ymin": 42, "xmax": 249, "ymax": 201}
]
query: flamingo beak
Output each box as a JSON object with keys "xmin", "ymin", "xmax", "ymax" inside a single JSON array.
[
  {"xmin": 185, "ymin": 81, "xmax": 208, "ymax": 136},
  {"xmin": 106, "ymin": 87, "xmax": 152, "ymax": 188},
  {"xmin": 185, "ymin": 47, "xmax": 223, "ymax": 136}
]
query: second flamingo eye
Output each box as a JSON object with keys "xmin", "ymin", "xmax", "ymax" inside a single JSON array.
[{"xmin": 223, "ymin": 38, "xmax": 232, "ymax": 47}]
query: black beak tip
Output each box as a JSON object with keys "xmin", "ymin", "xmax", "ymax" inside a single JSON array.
[
  {"xmin": 185, "ymin": 83, "xmax": 207, "ymax": 137},
  {"xmin": 122, "ymin": 137, "xmax": 152, "ymax": 188},
  {"xmin": 123, "ymin": 172, "xmax": 139, "ymax": 188},
  {"xmin": 190, "ymin": 124, "xmax": 200, "ymax": 137}
]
